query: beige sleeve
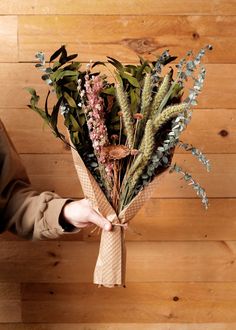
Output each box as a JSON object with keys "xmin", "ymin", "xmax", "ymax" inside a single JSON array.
[{"xmin": 0, "ymin": 120, "xmax": 73, "ymax": 239}]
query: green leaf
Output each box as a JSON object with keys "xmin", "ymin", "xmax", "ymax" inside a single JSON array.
[
  {"xmin": 66, "ymin": 54, "xmax": 78, "ymax": 61},
  {"xmin": 44, "ymin": 90, "xmax": 51, "ymax": 119},
  {"xmin": 41, "ymin": 74, "xmax": 50, "ymax": 81},
  {"xmin": 78, "ymin": 114, "xmax": 86, "ymax": 126},
  {"xmin": 25, "ymin": 87, "xmax": 38, "ymax": 97},
  {"xmin": 35, "ymin": 63, "xmax": 43, "ymax": 68},
  {"xmin": 45, "ymin": 67, "xmax": 53, "ymax": 74},
  {"xmin": 92, "ymin": 61, "xmax": 106, "ymax": 68},
  {"xmin": 69, "ymin": 114, "xmax": 80, "ymax": 132},
  {"xmin": 162, "ymin": 55, "xmax": 178, "ymax": 66},
  {"xmin": 35, "ymin": 51, "xmax": 45, "ymax": 64},
  {"xmin": 72, "ymin": 131, "xmax": 79, "ymax": 144},
  {"xmin": 25, "ymin": 88, "xmax": 49, "ymax": 123},
  {"xmin": 50, "ymin": 45, "xmax": 66, "ymax": 63},
  {"xmin": 59, "ymin": 46, "xmax": 68, "ymax": 64},
  {"xmin": 54, "ymin": 86, "xmax": 62, "ymax": 99},
  {"xmin": 52, "ymin": 61, "xmax": 61, "ymax": 70},
  {"xmin": 130, "ymin": 87, "xmax": 138, "ymax": 113},
  {"xmin": 121, "ymin": 72, "xmax": 140, "ymax": 87},
  {"xmin": 64, "ymin": 91, "xmax": 77, "ymax": 108},
  {"xmin": 51, "ymin": 97, "xmax": 63, "ymax": 138},
  {"xmin": 64, "ymin": 81, "xmax": 78, "ymax": 91},
  {"xmin": 102, "ymin": 86, "xmax": 116, "ymax": 95},
  {"xmin": 115, "ymin": 72, "xmax": 123, "ymax": 86},
  {"xmin": 26, "ymin": 88, "xmax": 40, "ymax": 107},
  {"xmin": 136, "ymin": 60, "xmax": 149, "ymax": 80},
  {"xmin": 27, "ymin": 104, "xmax": 48, "ymax": 122},
  {"xmin": 55, "ymin": 70, "xmax": 78, "ymax": 82},
  {"xmin": 107, "ymin": 56, "xmax": 124, "ymax": 71},
  {"xmin": 50, "ymin": 69, "xmax": 77, "ymax": 82},
  {"xmin": 63, "ymin": 62, "xmax": 81, "ymax": 71}
]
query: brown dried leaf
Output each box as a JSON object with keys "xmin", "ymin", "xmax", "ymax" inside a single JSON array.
[{"xmin": 101, "ymin": 145, "xmax": 130, "ymax": 160}]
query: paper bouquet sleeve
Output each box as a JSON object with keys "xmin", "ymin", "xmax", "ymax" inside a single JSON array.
[{"xmin": 70, "ymin": 144, "xmax": 167, "ymax": 288}]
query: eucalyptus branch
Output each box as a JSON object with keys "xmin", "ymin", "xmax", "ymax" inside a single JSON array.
[
  {"xmin": 170, "ymin": 163, "xmax": 209, "ymax": 209},
  {"xmin": 178, "ymin": 141, "xmax": 211, "ymax": 172}
]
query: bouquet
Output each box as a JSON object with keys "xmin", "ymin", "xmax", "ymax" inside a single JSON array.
[{"xmin": 27, "ymin": 44, "xmax": 212, "ymax": 287}]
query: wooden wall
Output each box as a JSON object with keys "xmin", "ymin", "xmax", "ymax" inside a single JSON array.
[{"xmin": 1, "ymin": 1, "xmax": 236, "ymax": 329}]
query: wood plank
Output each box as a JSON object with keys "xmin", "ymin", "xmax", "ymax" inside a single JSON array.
[
  {"xmin": 180, "ymin": 109, "xmax": 236, "ymax": 154},
  {"xmin": 0, "ymin": 63, "xmax": 234, "ymax": 109},
  {"xmin": 0, "ymin": 323, "xmax": 235, "ymax": 330},
  {"xmin": 0, "ymin": 283, "xmax": 21, "ymax": 322},
  {"xmin": 21, "ymin": 282, "xmax": 236, "ymax": 322},
  {"xmin": 1, "ymin": 198, "xmax": 235, "ymax": 242},
  {"xmin": 19, "ymin": 153, "xmax": 236, "ymax": 198},
  {"xmin": 0, "ymin": 16, "xmax": 18, "ymax": 62},
  {"xmin": 0, "ymin": 108, "xmax": 69, "ymax": 154},
  {"xmin": 1, "ymin": 108, "xmax": 235, "ymax": 154},
  {"xmin": 1, "ymin": 0, "xmax": 236, "ymax": 15},
  {"xmin": 18, "ymin": 15, "xmax": 235, "ymax": 63},
  {"xmin": 84, "ymin": 198, "xmax": 236, "ymax": 242},
  {"xmin": 0, "ymin": 230, "xmax": 83, "ymax": 242},
  {"xmin": 1, "ymin": 241, "xmax": 236, "ymax": 283}
]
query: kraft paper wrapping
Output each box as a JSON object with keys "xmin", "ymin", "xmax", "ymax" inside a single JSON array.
[{"xmin": 70, "ymin": 144, "xmax": 168, "ymax": 288}]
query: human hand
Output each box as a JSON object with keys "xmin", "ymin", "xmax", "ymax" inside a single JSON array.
[{"xmin": 60, "ymin": 198, "xmax": 112, "ymax": 231}]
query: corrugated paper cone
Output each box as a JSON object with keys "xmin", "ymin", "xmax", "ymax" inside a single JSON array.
[{"xmin": 70, "ymin": 144, "xmax": 168, "ymax": 288}]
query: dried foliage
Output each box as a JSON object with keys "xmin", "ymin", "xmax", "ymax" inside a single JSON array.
[{"xmin": 26, "ymin": 45, "xmax": 212, "ymax": 211}]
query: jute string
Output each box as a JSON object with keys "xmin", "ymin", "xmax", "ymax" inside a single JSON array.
[{"xmin": 70, "ymin": 143, "xmax": 168, "ymax": 288}]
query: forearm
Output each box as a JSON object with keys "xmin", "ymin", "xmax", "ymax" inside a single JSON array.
[
  {"xmin": 0, "ymin": 120, "xmax": 74, "ymax": 239},
  {"xmin": 1, "ymin": 180, "xmax": 72, "ymax": 239}
]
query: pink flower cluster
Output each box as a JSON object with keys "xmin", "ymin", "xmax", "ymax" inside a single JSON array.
[{"xmin": 84, "ymin": 74, "xmax": 113, "ymax": 177}]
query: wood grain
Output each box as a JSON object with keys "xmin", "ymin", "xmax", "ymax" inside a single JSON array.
[
  {"xmin": 0, "ymin": 63, "xmax": 234, "ymax": 109},
  {"xmin": 0, "ymin": 283, "xmax": 21, "ymax": 322},
  {"xmin": 0, "ymin": 324, "xmax": 235, "ymax": 330},
  {"xmin": 1, "ymin": 240, "xmax": 236, "ymax": 283},
  {"xmin": 19, "ymin": 153, "xmax": 236, "ymax": 198},
  {"xmin": 0, "ymin": 16, "xmax": 18, "ymax": 62},
  {"xmin": 1, "ymin": 108, "xmax": 235, "ymax": 154},
  {"xmin": 84, "ymin": 198, "xmax": 236, "ymax": 242},
  {"xmin": 21, "ymin": 282, "xmax": 236, "ymax": 322},
  {"xmin": 1, "ymin": 198, "xmax": 235, "ymax": 242},
  {"xmin": 0, "ymin": 1, "xmax": 235, "ymax": 327},
  {"xmin": 18, "ymin": 15, "xmax": 235, "ymax": 63},
  {"xmin": 1, "ymin": 0, "xmax": 236, "ymax": 15},
  {"xmin": 0, "ymin": 198, "xmax": 236, "ymax": 242}
]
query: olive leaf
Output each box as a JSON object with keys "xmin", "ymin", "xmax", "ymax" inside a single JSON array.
[{"xmin": 50, "ymin": 45, "xmax": 66, "ymax": 63}]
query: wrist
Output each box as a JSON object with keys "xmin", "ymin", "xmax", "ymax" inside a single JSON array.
[{"xmin": 59, "ymin": 200, "xmax": 76, "ymax": 232}]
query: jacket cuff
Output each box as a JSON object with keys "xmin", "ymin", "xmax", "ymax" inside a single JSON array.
[{"xmin": 38, "ymin": 198, "xmax": 80, "ymax": 239}]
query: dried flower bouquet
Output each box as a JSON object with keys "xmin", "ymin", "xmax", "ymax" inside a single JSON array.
[{"xmin": 27, "ymin": 45, "xmax": 212, "ymax": 287}]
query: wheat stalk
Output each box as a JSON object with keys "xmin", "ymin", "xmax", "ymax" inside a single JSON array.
[
  {"xmin": 128, "ymin": 119, "xmax": 155, "ymax": 193},
  {"xmin": 149, "ymin": 70, "xmax": 173, "ymax": 118},
  {"xmin": 140, "ymin": 73, "xmax": 152, "ymax": 122},
  {"xmin": 116, "ymin": 83, "xmax": 134, "ymax": 148},
  {"xmin": 153, "ymin": 103, "xmax": 188, "ymax": 132}
]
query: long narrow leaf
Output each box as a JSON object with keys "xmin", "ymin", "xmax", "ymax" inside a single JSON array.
[
  {"xmin": 49, "ymin": 45, "xmax": 65, "ymax": 63},
  {"xmin": 44, "ymin": 90, "xmax": 51, "ymax": 119}
]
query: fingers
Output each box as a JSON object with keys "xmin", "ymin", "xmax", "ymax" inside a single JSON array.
[
  {"xmin": 89, "ymin": 210, "xmax": 112, "ymax": 231},
  {"xmin": 63, "ymin": 198, "xmax": 112, "ymax": 231}
]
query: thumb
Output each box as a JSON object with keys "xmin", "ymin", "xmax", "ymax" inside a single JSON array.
[{"xmin": 90, "ymin": 211, "xmax": 112, "ymax": 231}]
